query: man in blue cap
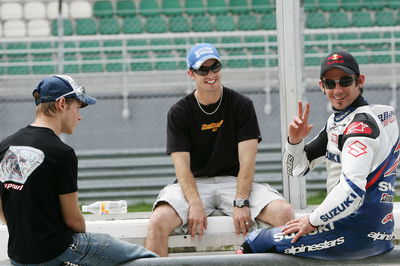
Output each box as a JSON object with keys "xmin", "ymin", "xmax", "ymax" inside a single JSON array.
[
  {"xmin": 0, "ymin": 75, "xmax": 157, "ymax": 265},
  {"xmin": 145, "ymin": 44, "xmax": 294, "ymax": 256}
]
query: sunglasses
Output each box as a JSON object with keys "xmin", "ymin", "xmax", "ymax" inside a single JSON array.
[
  {"xmin": 322, "ymin": 76, "xmax": 355, "ymax": 90},
  {"xmin": 55, "ymin": 86, "xmax": 85, "ymax": 101},
  {"xmin": 191, "ymin": 61, "xmax": 222, "ymax": 76}
]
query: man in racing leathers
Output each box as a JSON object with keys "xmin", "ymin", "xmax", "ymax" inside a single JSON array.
[{"xmin": 237, "ymin": 50, "xmax": 399, "ymax": 260}]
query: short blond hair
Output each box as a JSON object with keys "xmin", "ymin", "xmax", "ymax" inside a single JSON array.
[{"xmin": 33, "ymin": 91, "xmax": 76, "ymax": 117}]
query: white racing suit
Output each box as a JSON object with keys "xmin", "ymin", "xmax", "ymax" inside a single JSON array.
[{"xmin": 240, "ymin": 97, "xmax": 399, "ymax": 260}]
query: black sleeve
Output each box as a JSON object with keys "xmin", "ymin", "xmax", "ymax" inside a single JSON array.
[
  {"xmin": 304, "ymin": 125, "xmax": 328, "ymax": 162},
  {"xmin": 338, "ymin": 113, "xmax": 380, "ymax": 151},
  {"xmin": 57, "ymin": 149, "xmax": 78, "ymax": 195},
  {"xmin": 236, "ymin": 101, "xmax": 262, "ymax": 143},
  {"xmin": 166, "ymin": 104, "xmax": 191, "ymax": 154}
]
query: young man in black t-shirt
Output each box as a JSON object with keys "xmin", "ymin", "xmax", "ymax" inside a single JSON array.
[
  {"xmin": 0, "ymin": 75, "xmax": 157, "ymax": 265},
  {"xmin": 145, "ymin": 43, "xmax": 295, "ymax": 256}
]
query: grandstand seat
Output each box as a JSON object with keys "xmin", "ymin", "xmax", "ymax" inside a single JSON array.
[
  {"xmin": 304, "ymin": 48, "xmax": 321, "ymax": 66},
  {"xmin": 63, "ymin": 56, "xmax": 80, "ymax": 73},
  {"xmin": 348, "ymin": 48, "xmax": 369, "ymax": 64},
  {"xmin": 244, "ymin": 36, "xmax": 265, "ymax": 51},
  {"xmin": 150, "ymin": 38, "xmax": 172, "ymax": 53},
  {"xmin": 99, "ymin": 18, "xmax": 120, "ymax": 34},
  {"xmin": 79, "ymin": 40, "xmax": 101, "ymax": 56},
  {"xmin": 139, "ymin": 0, "xmax": 159, "ymax": 17},
  {"xmin": 75, "ymin": 18, "xmax": 97, "ymax": 35},
  {"xmin": 230, "ymin": 0, "xmax": 249, "ymax": 14},
  {"xmin": 303, "ymin": 0, "xmax": 318, "ymax": 13},
  {"xmin": 81, "ymin": 56, "xmax": 103, "ymax": 72},
  {"xmin": 336, "ymin": 33, "xmax": 359, "ymax": 50},
  {"xmin": 145, "ymin": 17, "xmax": 167, "ymax": 33},
  {"xmin": 215, "ymin": 15, "xmax": 236, "ymax": 31},
  {"xmin": 31, "ymin": 42, "xmax": 53, "ymax": 57},
  {"xmin": 27, "ymin": 19, "xmax": 51, "ymax": 37},
  {"xmin": 1, "ymin": 2, "xmax": 23, "ymax": 20},
  {"xmin": 387, "ymin": 0, "xmax": 400, "ymax": 9},
  {"xmin": 305, "ymin": 12, "xmax": 327, "ymax": 28},
  {"xmin": 3, "ymin": 20, "xmax": 26, "ymax": 37},
  {"xmin": 7, "ymin": 59, "xmax": 30, "ymax": 75},
  {"xmin": 51, "ymin": 19, "xmax": 74, "ymax": 36},
  {"xmin": 106, "ymin": 55, "xmax": 124, "ymax": 72},
  {"xmin": 341, "ymin": 0, "xmax": 362, "ymax": 11},
  {"xmin": 252, "ymin": 0, "xmax": 273, "ymax": 13},
  {"xmin": 191, "ymin": 16, "xmax": 214, "ymax": 32},
  {"xmin": 221, "ymin": 36, "xmax": 242, "ymax": 51},
  {"xmin": 259, "ymin": 13, "xmax": 276, "ymax": 30},
  {"xmin": 360, "ymin": 32, "xmax": 382, "ymax": 48},
  {"xmin": 59, "ymin": 41, "xmax": 77, "ymax": 56},
  {"xmin": 227, "ymin": 51, "xmax": 249, "ymax": 68},
  {"xmin": 70, "ymin": 0, "xmax": 92, "ymax": 18},
  {"xmin": 93, "ymin": 0, "xmax": 114, "ymax": 18},
  {"xmin": 122, "ymin": 17, "xmax": 143, "ymax": 34},
  {"xmin": 268, "ymin": 35, "xmax": 277, "ymax": 50},
  {"xmin": 363, "ymin": 0, "xmax": 384, "ymax": 10},
  {"xmin": 169, "ymin": 16, "xmax": 190, "ymax": 32},
  {"xmin": 370, "ymin": 47, "xmax": 392, "ymax": 64},
  {"xmin": 24, "ymin": 1, "xmax": 46, "ymax": 19},
  {"xmin": 6, "ymin": 42, "xmax": 28, "ymax": 59},
  {"xmin": 127, "ymin": 39, "xmax": 148, "ymax": 54},
  {"xmin": 185, "ymin": 0, "xmax": 206, "ymax": 15},
  {"xmin": 130, "ymin": 53, "xmax": 152, "ymax": 71},
  {"xmin": 238, "ymin": 14, "xmax": 259, "ymax": 30},
  {"xmin": 103, "ymin": 40, "xmax": 122, "ymax": 56},
  {"xmin": 328, "ymin": 12, "xmax": 350, "ymax": 28},
  {"xmin": 47, "ymin": 2, "xmax": 69, "ymax": 19},
  {"xmin": 162, "ymin": 0, "xmax": 182, "ymax": 16},
  {"xmin": 375, "ymin": 11, "xmax": 396, "ymax": 26},
  {"xmin": 318, "ymin": 0, "xmax": 340, "ymax": 12},
  {"xmin": 173, "ymin": 38, "xmax": 189, "ymax": 52},
  {"xmin": 116, "ymin": 0, "xmax": 135, "ymax": 17},
  {"xmin": 155, "ymin": 53, "xmax": 177, "ymax": 70},
  {"xmin": 32, "ymin": 58, "xmax": 56, "ymax": 74},
  {"xmin": 351, "ymin": 11, "xmax": 373, "ymax": 27},
  {"xmin": 251, "ymin": 50, "xmax": 266, "ymax": 67},
  {"xmin": 207, "ymin": 0, "xmax": 228, "ymax": 15}
]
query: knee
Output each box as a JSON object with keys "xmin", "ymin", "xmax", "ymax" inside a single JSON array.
[
  {"xmin": 147, "ymin": 204, "xmax": 180, "ymax": 237},
  {"xmin": 277, "ymin": 202, "xmax": 295, "ymax": 224}
]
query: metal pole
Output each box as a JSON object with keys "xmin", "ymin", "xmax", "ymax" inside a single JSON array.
[
  {"xmin": 57, "ymin": 0, "xmax": 64, "ymax": 74},
  {"xmin": 276, "ymin": 0, "xmax": 306, "ymax": 209}
]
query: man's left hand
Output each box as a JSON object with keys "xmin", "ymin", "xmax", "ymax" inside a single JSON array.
[
  {"xmin": 233, "ymin": 207, "xmax": 251, "ymax": 235},
  {"xmin": 282, "ymin": 215, "xmax": 316, "ymax": 243}
]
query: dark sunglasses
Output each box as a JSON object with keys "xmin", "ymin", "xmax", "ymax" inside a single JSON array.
[
  {"xmin": 191, "ymin": 61, "xmax": 222, "ymax": 76},
  {"xmin": 322, "ymin": 76, "xmax": 355, "ymax": 90}
]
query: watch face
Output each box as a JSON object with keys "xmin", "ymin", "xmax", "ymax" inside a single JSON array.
[{"xmin": 236, "ymin": 198, "xmax": 245, "ymax": 207}]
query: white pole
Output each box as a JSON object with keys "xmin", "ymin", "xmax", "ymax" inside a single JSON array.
[{"xmin": 276, "ymin": 0, "xmax": 307, "ymax": 209}]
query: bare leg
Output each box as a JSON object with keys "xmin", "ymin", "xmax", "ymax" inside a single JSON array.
[
  {"xmin": 256, "ymin": 199, "xmax": 294, "ymax": 226},
  {"xmin": 145, "ymin": 203, "xmax": 182, "ymax": 257}
]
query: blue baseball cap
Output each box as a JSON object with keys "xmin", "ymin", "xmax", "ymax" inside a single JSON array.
[
  {"xmin": 186, "ymin": 43, "xmax": 221, "ymax": 69},
  {"xmin": 33, "ymin": 75, "xmax": 96, "ymax": 107}
]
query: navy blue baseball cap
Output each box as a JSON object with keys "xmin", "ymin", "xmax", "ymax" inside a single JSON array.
[
  {"xmin": 33, "ymin": 75, "xmax": 96, "ymax": 107},
  {"xmin": 186, "ymin": 43, "xmax": 221, "ymax": 69}
]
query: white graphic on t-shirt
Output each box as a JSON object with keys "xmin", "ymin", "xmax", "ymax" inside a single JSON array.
[{"xmin": 0, "ymin": 146, "xmax": 44, "ymax": 184}]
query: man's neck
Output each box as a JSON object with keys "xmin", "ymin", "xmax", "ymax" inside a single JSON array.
[
  {"xmin": 31, "ymin": 116, "xmax": 61, "ymax": 136},
  {"xmin": 195, "ymin": 86, "xmax": 223, "ymax": 105}
]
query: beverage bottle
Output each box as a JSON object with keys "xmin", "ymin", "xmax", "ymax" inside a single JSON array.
[{"xmin": 82, "ymin": 200, "xmax": 127, "ymax": 214}]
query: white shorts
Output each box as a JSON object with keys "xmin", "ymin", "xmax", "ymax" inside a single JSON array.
[{"xmin": 153, "ymin": 176, "xmax": 284, "ymax": 233}]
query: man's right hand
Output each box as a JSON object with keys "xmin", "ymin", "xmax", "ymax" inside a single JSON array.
[
  {"xmin": 288, "ymin": 101, "xmax": 313, "ymax": 144},
  {"xmin": 187, "ymin": 201, "xmax": 207, "ymax": 238}
]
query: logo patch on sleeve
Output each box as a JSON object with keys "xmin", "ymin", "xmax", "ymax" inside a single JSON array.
[
  {"xmin": 344, "ymin": 122, "xmax": 372, "ymax": 135},
  {"xmin": 347, "ymin": 140, "xmax": 368, "ymax": 157}
]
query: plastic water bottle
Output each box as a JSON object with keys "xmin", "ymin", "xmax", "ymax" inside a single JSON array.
[{"xmin": 82, "ymin": 200, "xmax": 128, "ymax": 214}]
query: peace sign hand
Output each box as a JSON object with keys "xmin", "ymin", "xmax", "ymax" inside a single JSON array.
[{"xmin": 288, "ymin": 101, "xmax": 313, "ymax": 144}]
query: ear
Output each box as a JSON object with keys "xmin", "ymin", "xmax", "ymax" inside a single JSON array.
[
  {"xmin": 357, "ymin": 74, "xmax": 366, "ymax": 88},
  {"xmin": 187, "ymin": 69, "xmax": 195, "ymax": 80},
  {"xmin": 318, "ymin": 80, "xmax": 325, "ymax": 94},
  {"xmin": 55, "ymin": 97, "xmax": 67, "ymax": 111}
]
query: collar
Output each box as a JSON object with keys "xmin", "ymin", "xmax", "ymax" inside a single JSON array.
[{"xmin": 333, "ymin": 95, "xmax": 368, "ymax": 122}]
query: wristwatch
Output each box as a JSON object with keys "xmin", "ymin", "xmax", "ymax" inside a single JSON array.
[{"xmin": 233, "ymin": 198, "xmax": 250, "ymax": 208}]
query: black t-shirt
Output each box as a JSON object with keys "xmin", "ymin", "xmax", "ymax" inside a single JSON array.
[
  {"xmin": 167, "ymin": 86, "xmax": 262, "ymax": 177},
  {"xmin": 0, "ymin": 125, "xmax": 77, "ymax": 263}
]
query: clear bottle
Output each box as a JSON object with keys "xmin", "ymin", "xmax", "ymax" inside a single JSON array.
[{"xmin": 82, "ymin": 200, "xmax": 127, "ymax": 214}]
